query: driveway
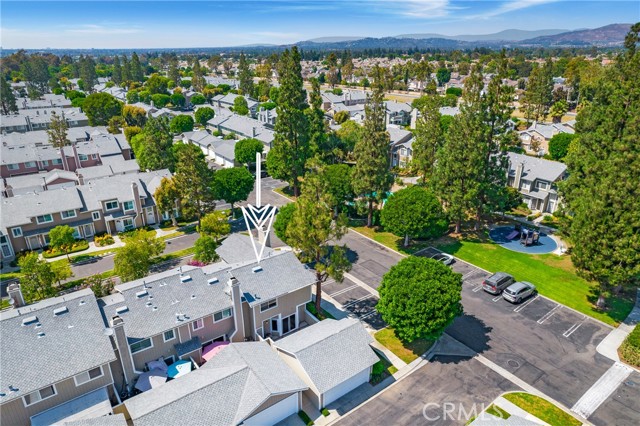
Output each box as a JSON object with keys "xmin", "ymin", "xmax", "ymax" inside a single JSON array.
[{"xmin": 336, "ymin": 356, "xmax": 520, "ymax": 426}]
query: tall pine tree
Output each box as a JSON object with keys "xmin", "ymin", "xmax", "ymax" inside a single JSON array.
[
  {"xmin": 130, "ymin": 52, "xmax": 144, "ymax": 83},
  {"xmin": 352, "ymin": 71, "xmax": 393, "ymax": 227},
  {"xmin": 237, "ymin": 53, "xmax": 254, "ymax": 96},
  {"xmin": 560, "ymin": 23, "xmax": 640, "ymax": 307},
  {"xmin": 0, "ymin": 78, "xmax": 18, "ymax": 114},
  {"xmin": 266, "ymin": 47, "xmax": 310, "ymax": 197},
  {"xmin": 112, "ymin": 55, "xmax": 122, "ymax": 86},
  {"xmin": 411, "ymin": 94, "xmax": 443, "ymax": 182}
]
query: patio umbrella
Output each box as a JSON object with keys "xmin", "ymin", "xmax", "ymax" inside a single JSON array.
[
  {"xmin": 202, "ymin": 342, "xmax": 229, "ymax": 362},
  {"xmin": 167, "ymin": 360, "xmax": 192, "ymax": 379},
  {"xmin": 134, "ymin": 369, "xmax": 167, "ymax": 392}
]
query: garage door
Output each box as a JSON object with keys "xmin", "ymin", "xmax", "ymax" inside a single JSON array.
[
  {"xmin": 243, "ymin": 393, "xmax": 298, "ymax": 426},
  {"xmin": 323, "ymin": 367, "xmax": 370, "ymax": 407}
]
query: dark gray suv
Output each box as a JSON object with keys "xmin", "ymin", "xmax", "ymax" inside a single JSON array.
[{"xmin": 482, "ymin": 272, "xmax": 515, "ymax": 295}]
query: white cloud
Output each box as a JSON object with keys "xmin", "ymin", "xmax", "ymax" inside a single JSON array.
[
  {"xmin": 467, "ymin": 0, "xmax": 559, "ymax": 20},
  {"xmin": 388, "ymin": 0, "xmax": 454, "ymax": 18}
]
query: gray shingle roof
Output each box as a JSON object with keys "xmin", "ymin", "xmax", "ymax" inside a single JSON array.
[
  {"xmin": 99, "ymin": 266, "xmax": 233, "ymax": 342},
  {"xmin": 507, "ymin": 152, "xmax": 567, "ymax": 183},
  {"xmin": 1, "ymin": 186, "xmax": 84, "ymax": 229},
  {"xmin": 59, "ymin": 413, "xmax": 128, "ymax": 426},
  {"xmin": 125, "ymin": 342, "xmax": 306, "ymax": 426},
  {"xmin": 215, "ymin": 233, "xmax": 275, "ymax": 265},
  {"xmin": 275, "ymin": 318, "xmax": 378, "ymax": 394},
  {"xmin": 231, "ymin": 251, "xmax": 316, "ymax": 307},
  {"xmin": 0, "ymin": 289, "xmax": 116, "ymax": 403}
]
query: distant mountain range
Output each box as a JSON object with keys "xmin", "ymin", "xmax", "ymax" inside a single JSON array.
[{"xmin": 295, "ymin": 24, "xmax": 632, "ymax": 50}]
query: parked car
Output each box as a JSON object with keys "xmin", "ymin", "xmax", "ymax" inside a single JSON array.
[
  {"xmin": 482, "ymin": 272, "xmax": 515, "ymax": 295},
  {"xmin": 430, "ymin": 252, "xmax": 454, "ymax": 266},
  {"xmin": 503, "ymin": 281, "xmax": 537, "ymax": 303}
]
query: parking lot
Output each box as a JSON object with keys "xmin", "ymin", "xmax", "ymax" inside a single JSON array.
[{"xmin": 323, "ymin": 277, "xmax": 386, "ymax": 330}]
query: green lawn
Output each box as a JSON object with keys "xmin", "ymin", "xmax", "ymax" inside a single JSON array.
[
  {"xmin": 0, "ymin": 272, "xmax": 21, "ymax": 282},
  {"xmin": 305, "ymin": 301, "xmax": 336, "ymax": 320},
  {"xmin": 273, "ymin": 186, "xmax": 295, "ymax": 201},
  {"xmin": 435, "ymin": 237, "xmax": 633, "ymax": 326},
  {"xmin": 349, "ymin": 226, "xmax": 633, "ymax": 326},
  {"xmin": 485, "ymin": 405, "xmax": 510, "ymax": 420},
  {"xmin": 503, "ymin": 393, "xmax": 581, "ymax": 426},
  {"xmin": 374, "ymin": 328, "xmax": 434, "ymax": 364}
]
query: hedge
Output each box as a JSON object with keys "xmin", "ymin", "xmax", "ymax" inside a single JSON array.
[
  {"xmin": 619, "ymin": 325, "xmax": 640, "ymax": 367},
  {"xmin": 42, "ymin": 240, "xmax": 89, "ymax": 258}
]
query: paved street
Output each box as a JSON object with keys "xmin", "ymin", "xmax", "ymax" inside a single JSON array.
[{"xmin": 336, "ymin": 356, "xmax": 519, "ymax": 426}]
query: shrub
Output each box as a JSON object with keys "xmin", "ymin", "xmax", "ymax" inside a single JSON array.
[
  {"xmin": 619, "ymin": 323, "xmax": 640, "ymax": 367},
  {"xmin": 94, "ymin": 234, "xmax": 115, "ymax": 247},
  {"xmin": 297, "ymin": 410, "xmax": 314, "ymax": 426},
  {"xmin": 187, "ymin": 259, "xmax": 207, "ymax": 267},
  {"xmin": 321, "ymin": 408, "xmax": 330, "ymax": 417},
  {"xmin": 42, "ymin": 239, "xmax": 89, "ymax": 258},
  {"xmin": 223, "ymin": 133, "xmax": 236, "ymax": 140}
]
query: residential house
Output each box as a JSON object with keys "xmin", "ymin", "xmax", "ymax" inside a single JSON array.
[
  {"xmin": 212, "ymin": 93, "xmax": 259, "ymax": 118},
  {"xmin": 274, "ymin": 318, "xmax": 378, "ymax": 410},
  {"xmin": 1, "ymin": 108, "xmax": 89, "ymax": 134},
  {"xmin": 15, "ymin": 94, "xmax": 72, "ymax": 110},
  {"xmin": 409, "ymin": 106, "xmax": 460, "ymax": 129},
  {"xmin": 207, "ymin": 114, "xmax": 274, "ymax": 150},
  {"xmin": 0, "ymin": 288, "xmax": 119, "ymax": 426},
  {"xmin": 0, "ymin": 170, "xmax": 170, "ymax": 257},
  {"xmin": 321, "ymin": 90, "xmax": 367, "ymax": 112},
  {"xmin": 507, "ymin": 152, "xmax": 567, "ymax": 213},
  {"xmin": 518, "ymin": 121, "xmax": 574, "ymax": 155},
  {"xmin": 388, "ymin": 126, "xmax": 414, "ymax": 168},
  {"xmin": 120, "ymin": 342, "xmax": 307, "ymax": 426},
  {"xmin": 384, "ymin": 101, "xmax": 412, "ymax": 126},
  {"xmin": 94, "ymin": 84, "xmax": 127, "ymax": 103},
  {"xmin": 182, "ymin": 130, "xmax": 236, "ymax": 168},
  {"xmin": 204, "ymin": 76, "xmax": 239, "ymax": 88},
  {"xmin": 257, "ymin": 107, "xmax": 277, "ymax": 128}
]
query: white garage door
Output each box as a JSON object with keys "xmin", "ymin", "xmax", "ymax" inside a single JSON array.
[
  {"xmin": 243, "ymin": 393, "xmax": 298, "ymax": 426},
  {"xmin": 323, "ymin": 367, "xmax": 370, "ymax": 407}
]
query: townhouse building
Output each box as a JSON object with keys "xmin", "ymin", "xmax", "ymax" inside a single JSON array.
[
  {"xmin": 507, "ymin": 152, "xmax": 567, "ymax": 213},
  {"xmin": 207, "ymin": 112, "xmax": 275, "ymax": 150},
  {"xmin": 0, "ymin": 170, "xmax": 170, "ymax": 257},
  {"xmin": 0, "ymin": 288, "xmax": 119, "ymax": 426},
  {"xmin": 212, "ymin": 93, "xmax": 259, "ymax": 118},
  {"xmin": 15, "ymin": 94, "xmax": 72, "ymax": 110},
  {"xmin": 182, "ymin": 130, "xmax": 237, "ymax": 168},
  {"xmin": 1, "ymin": 108, "xmax": 89, "ymax": 134},
  {"xmin": 518, "ymin": 121, "xmax": 574, "ymax": 155}
]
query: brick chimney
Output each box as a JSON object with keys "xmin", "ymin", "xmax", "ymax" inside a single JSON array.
[
  {"xmin": 110, "ymin": 316, "xmax": 135, "ymax": 391},
  {"xmin": 514, "ymin": 162, "xmax": 524, "ymax": 189},
  {"xmin": 228, "ymin": 276, "xmax": 246, "ymax": 342},
  {"xmin": 252, "ymin": 127, "xmax": 257, "ymax": 138},
  {"xmin": 7, "ymin": 283, "xmax": 25, "ymax": 308}
]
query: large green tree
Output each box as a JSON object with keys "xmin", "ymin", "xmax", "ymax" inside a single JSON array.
[
  {"xmin": 213, "ymin": 167, "xmax": 254, "ymax": 216},
  {"xmin": 351, "ymin": 76, "xmax": 393, "ymax": 227},
  {"xmin": 412, "ymin": 95, "xmax": 443, "ymax": 181},
  {"xmin": 173, "ymin": 143, "xmax": 215, "ymax": 225},
  {"xmin": 273, "ymin": 202, "xmax": 296, "ymax": 245},
  {"xmin": 195, "ymin": 106, "xmax": 215, "ymax": 126},
  {"xmin": 522, "ymin": 59, "xmax": 554, "ymax": 122},
  {"xmin": 46, "ymin": 111, "xmax": 70, "ymax": 148},
  {"xmin": 129, "ymin": 52, "xmax": 144, "ymax": 82},
  {"xmin": 234, "ymin": 138, "xmax": 264, "ymax": 167},
  {"xmin": 170, "ymin": 115, "xmax": 195, "ymax": 133},
  {"xmin": 560, "ymin": 23, "xmax": 640, "ymax": 307},
  {"xmin": 130, "ymin": 116, "xmax": 175, "ymax": 171},
  {"xmin": 198, "ymin": 211, "xmax": 231, "ymax": 242},
  {"xmin": 266, "ymin": 47, "xmax": 310, "ymax": 197},
  {"xmin": 22, "ymin": 55, "xmax": 49, "ymax": 99},
  {"xmin": 1, "ymin": 78, "xmax": 18, "ymax": 114},
  {"xmin": 18, "ymin": 252, "xmax": 57, "ymax": 302},
  {"xmin": 238, "ymin": 53, "xmax": 254, "ymax": 96},
  {"xmin": 154, "ymin": 176, "xmax": 180, "ymax": 226},
  {"xmin": 306, "ymin": 78, "xmax": 327, "ymax": 157},
  {"xmin": 112, "ymin": 55, "xmax": 122, "ymax": 85},
  {"xmin": 82, "ymin": 92, "xmax": 123, "ymax": 126},
  {"xmin": 377, "ymin": 256, "xmax": 462, "ymax": 342},
  {"xmin": 381, "ymin": 186, "xmax": 448, "ymax": 247},
  {"xmin": 114, "ymin": 230, "xmax": 165, "ymax": 282},
  {"xmin": 549, "ymin": 133, "xmax": 576, "ymax": 161},
  {"xmin": 286, "ymin": 167, "xmax": 351, "ymax": 313}
]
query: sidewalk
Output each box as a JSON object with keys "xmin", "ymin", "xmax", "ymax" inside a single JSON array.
[
  {"xmin": 596, "ymin": 289, "xmax": 640, "ymax": 362},
  {"xmin": 42, "ymin": 236, "xmax": 125, "ymax": 263}
]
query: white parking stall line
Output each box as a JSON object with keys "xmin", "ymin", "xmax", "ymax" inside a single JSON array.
[
  {"xmin": 359, "ymin": 310, "xmax": 378, "ymax": 320},
  {"xmin": 342, "ymin": 295, "xmax": 375, "ymax": 309},
  {"xmin": 492, "ymin": 295, "xmax": 503, "ymax": 302},
  {"xmin": 537, "ymin": 305, "xmax": 561, "ymax": 324},
  {"xmin": 514, "ymin": 295, "xmax": 539, "ymax": 313},
  {"xmin": 473, "ymin": 285, "xmax": 484, "ymax": 293},
  {"xmin": 462, "ymin": 271, "xmax": 476, "ymax": 280},
  {"xmin": 329, "ymin": 284, "xmax": 359, "ymax": 297},
  {"xmin": 563, "ymin": 315, "xmax": 587, "ymax": 338}
]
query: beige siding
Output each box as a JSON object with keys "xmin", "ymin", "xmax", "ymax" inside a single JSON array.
[
  {"xmin": 252, "ymin": 286, "xmax": 312, "ymax": 337},
  {"xmin": 0, "ymin": 364, "xmax": 113, "ymax": 426},
  {"xmin": 249, "ymin": 392, "xmax": 296, "ymax": 418}
]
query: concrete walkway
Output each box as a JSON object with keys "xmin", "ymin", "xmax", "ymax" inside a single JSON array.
[
  {"xmin": 489, "ymin": 395, "xmax": 549, "ymax": 425},
  {"xmin": 596, "ymin": 289, "xmax": 640, "ymax": 362},
  {"xmin": 42, "ymin": 235, "xmax": 125, "ymax": 263}
]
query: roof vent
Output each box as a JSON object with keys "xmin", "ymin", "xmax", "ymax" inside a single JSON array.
[
  {"xmin": 22, "ymin": 316, "xmax": 38, "ymax": 326},
  {"xmin": 152, "ymin": 306, "xmax": 158, "ymax": 311},
  {"xmin": 146, "ymin": 302, "xmax": 152, "ymax": 307},
  {"xmin": 148, "ymin": 295, "xmax": 154, "ymax": 300},
  {"xmin": 78, "ymin": 300, "xmax": 86, "ymax": 306},
  {"xmin": 37, "ymin": 332, "xmax": 46, "ymax": 338},
  {"xmin": 8, "ymin": 386, "xmax": 18, "ymax": 393},
  {"xmin": 180, "ymin": 275, "xmax": 192, "ymax": 283},
  {"xmin": 191, "ymin": 294, "xmax": 196, "ymax": 299},
  {"xmin": 252, "ymin": 266, "xmax": 263, "ymax": 273},
  {"xmin": 53, "ymin": 306, "xmax": 68, "ymax": 316},
  {"xmin": 115, "ymin": 306, "xmax": 129, "ymax": 314},
  {"xmin": 136, "ymin": 290, "xmax": 148, "ymax": 298},
  {"xmin": 207, "ymin": 277, "xmax": 219, "ymax": 285}
]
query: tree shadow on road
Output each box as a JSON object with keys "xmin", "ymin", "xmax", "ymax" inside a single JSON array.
[{"xmin": 432, "ymin": 313, "xmax": 493, "ymax": 364}]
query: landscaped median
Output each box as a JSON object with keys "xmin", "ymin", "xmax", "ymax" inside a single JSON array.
[
  {"xmin": 349, "ymin": 226, "xmax": 634, "ymax": 326},
  {"xmin": 501, "ymin": 392, "xmax": 582, "ymax": 426},
  {"xmin": 619, "ymin": 324, "xmax": 640, "ymax": 368}
]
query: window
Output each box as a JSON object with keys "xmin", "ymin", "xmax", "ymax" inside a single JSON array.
[
  {"xmin": 78, "ymin": 154, "xmax": 89, "ymax": 161},
  {"xmin": 105, "ymin": 200, "xmax": 119, "ymax": 210},
  {"xmin": 260, "ymin": 299, "xmax": 277, "ymax": 312},
  {"xmin": 213, "ymin": 308, "xmax": 232, "ymax": 322},
  {"xmin": 123, "ymin": 218, "xmax": 134, "ymax": 231},
  {"xmin": 74, "ymin": 366, "xmax": 103, "ymax": 386},
  {"xmin": 282, "ymin": 313, "xmax": 296, "ymax": 334},
  {"xmin": 41, "ymin": 160, "xmax": 49, "ymax": 166},
  {"xmin": 36, "ymin": 214, "xmax": 53, "ymax": 224},
  {"xmin": 521, "ymin": 180, "xmax": 531, "ymax": 191},
  {"xmin": 123, "ymin": 201, "xmax": 135, "ymax": 211},
  {"xmin": 7, "ymin": 164, "xmax": 19, "ymax": 170},
  {"xmin": 130, "ymin": 338, "xmax": 153, "ymax": 354},
  {"xmin": 23, "ymin": 385, "xmax": 56, "ymax": 406},
  {"xmin": 92, "ymin": 154, "xmax": 98, "ymax": 160},
  {"xmin": 163, "ymin": 329, "xmax": 176, "ymax": 342},
  {"xmin": 24, "ymin": 161, "xmax": 37, "ymax": 168},
  {"xmin": 52, "ymin": 158, "xmax": 63, "ymax": 165},
  {"xmin": 72, "ymin": 227, "xmax": 81, "ymax": 239},
  {"xmin": 192, "ymin": 318, "xmax": 204, "ymax": 331},
  {"xmin": 11, "ymin": 227, "xmax": 23, "ymax": 238},
  {"xmin": 61, "ymin": 210, "xmax": 77, "ymax": 220},
  {"xmin": 92, "ymin": 211, "xmax": 101, "ymax": 221},
  {"xmin": 536, "ymin": 181, "xmax": 549, "ymax": 190}
]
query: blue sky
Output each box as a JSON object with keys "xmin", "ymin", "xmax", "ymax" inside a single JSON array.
[{"xmin": 1, "ymin": 1, "xmax": 638, "ymax": 48}]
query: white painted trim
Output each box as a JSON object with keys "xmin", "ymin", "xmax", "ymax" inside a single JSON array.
[
  {"xmin": 72, "ymin": 365, "xmax": 104, "ymax": 386},
  {"xmin": 129, "ymin": 337, "xmax": 154, "ymax": 355},
  {"xmin": 22, "ymin": 384, "xmax": 57, "ymax": 407}
]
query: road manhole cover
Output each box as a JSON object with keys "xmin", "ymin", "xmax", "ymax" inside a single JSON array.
[
  {"xmin": 624, "ymin": 381, "xmax": 636, "ymax": 387},
  {"xmin": 507, "ymin": 360, "xmax": 520, "ymax": 368}
]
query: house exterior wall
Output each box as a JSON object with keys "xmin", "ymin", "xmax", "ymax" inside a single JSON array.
[
  {"xmin": 243, "ymin": 393, "xmax": 299, "ymax": 426},
  {"xmin": 322, "ymin": 367, "xmax": 371, "ymax": 407},
  {"xmin": 0, "ymin": 365, "xmax": 113, "ymax": 426},
  {"xmin": 251, "ymin": 286, "xmax": 312, "ymax": 339}
]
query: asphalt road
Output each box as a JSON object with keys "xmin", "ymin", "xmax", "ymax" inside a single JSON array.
[{"xmin": 336, "ymin": 356, "xmax": 519, "ymax": 426}]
